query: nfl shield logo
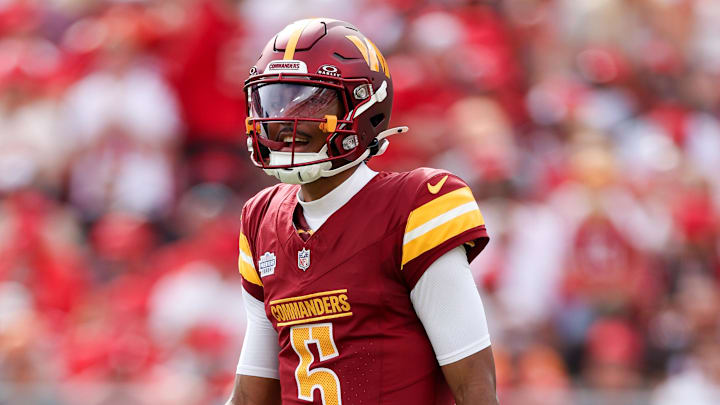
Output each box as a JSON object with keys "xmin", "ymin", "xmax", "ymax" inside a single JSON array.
[{"xmin": 298, "ymin": 248, "xmax": 311, "ymax": 271}]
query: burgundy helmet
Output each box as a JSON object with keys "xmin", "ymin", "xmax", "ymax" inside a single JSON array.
[{"xmin": 244, "ymin": 18, "xmax": 407, "ymax": 184}]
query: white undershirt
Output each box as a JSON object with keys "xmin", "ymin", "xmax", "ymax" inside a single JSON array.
[
  {"xmin": 237, "ymin": 164, "xmax": 491, "ymax": 378},
  {"xmin": 296, "ymin": 163, "xmax": 378, "ymax": 230}
]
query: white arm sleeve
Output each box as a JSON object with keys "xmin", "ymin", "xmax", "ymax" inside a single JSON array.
[
  {"xmin": 236, "ymin": 288, "xmax": 280, "ymax": 379},
  {"xmin": 410, "ymin": 246, "xmax": 491, "ymax": 366}
]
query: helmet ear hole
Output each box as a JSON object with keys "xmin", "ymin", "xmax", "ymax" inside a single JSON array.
[{"xmin": 370, "ymin": 113, "xmax": 385, "ymax": 128}]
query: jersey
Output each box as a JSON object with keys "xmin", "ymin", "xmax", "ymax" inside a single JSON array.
[{"xmin": 237, "ymin": 168, "xmax": 489, "ymax": 405}]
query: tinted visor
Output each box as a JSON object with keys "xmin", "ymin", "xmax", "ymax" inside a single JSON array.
[{"xmin": 249, "ymin": 83, "xmax": 345, "ymax": 119}]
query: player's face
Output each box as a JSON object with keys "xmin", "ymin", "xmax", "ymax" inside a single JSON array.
[{"xmin": 249, "ymin": 83, "xmax": 344, "ymax": 153}]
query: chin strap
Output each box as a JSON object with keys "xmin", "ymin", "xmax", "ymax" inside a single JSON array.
[
  {"xmin": 374, "ymin": 126, "xmax": 408, "ymax": 157},
  {"xmin": 252, "ymin": 126, "xmax": 409, "ymax": 184},
  {"xmin": 320, "ymin": 126, "xmax": 408, "ymax": 177}
]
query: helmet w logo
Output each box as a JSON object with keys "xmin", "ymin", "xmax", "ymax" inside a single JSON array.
[{"xmin": 345, "ymin": 35, "xmax": 390, "ymax": 78}]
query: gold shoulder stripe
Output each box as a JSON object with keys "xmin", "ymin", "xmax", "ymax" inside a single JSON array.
[
  {"xmin": 402, "ymin": 209, "xmax": 484, "ymax": 267},
  {"xmin": 239, "ymin": 233, "xmax": 253, "ymax": 258},
  {"xmin": 238, "ymin": 257, "xmax": 262, "ymax": 286},
  {"xmin": 238, "ymin": 233, "xmax": 262, "ymax": 286},
  {"xmin": 401, "ymin": 186, "xmax": 485, "ymax": 268},
  {"xmin": 405, "ymin": 187, "xmax": 479, "ymax": 233}
]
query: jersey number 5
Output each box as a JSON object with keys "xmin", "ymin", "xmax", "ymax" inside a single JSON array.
[{"xmin": 290, "ymin": 323, "xmax": 342, "ymax": 405}]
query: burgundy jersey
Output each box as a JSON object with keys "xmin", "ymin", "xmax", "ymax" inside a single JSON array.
[{"xmin": 238, "ymin": 168, "xmax": 488, "ymax": 405}]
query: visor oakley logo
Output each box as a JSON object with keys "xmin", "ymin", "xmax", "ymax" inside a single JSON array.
[
  {"xmin": 317, "ymin": 64, "xmax": 341, "ymax": 77},
  {"xmin": 265, "ymin": 60, "xmax": 308, "ymax": 74}
]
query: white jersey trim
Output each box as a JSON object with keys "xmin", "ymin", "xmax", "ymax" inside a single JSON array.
[
  {"xmin": 239, "ymin": 250, "xmax": 255, "ymax": 270},
  {"xmin": 403, "ymin": 201, "xmax": 480, "ymax": 245}
]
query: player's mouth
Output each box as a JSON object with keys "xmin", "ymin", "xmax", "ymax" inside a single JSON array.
[{"xmin": 277, "ymin": 130, "xmax": 313, "ymax": 152}]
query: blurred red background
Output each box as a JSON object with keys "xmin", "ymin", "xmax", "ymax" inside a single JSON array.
[{"xmin": 1, "ymin": 0, "xmax": 720, "ymax": 404}]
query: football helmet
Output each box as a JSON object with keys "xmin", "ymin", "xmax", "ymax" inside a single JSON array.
[{"xmin": 244, "ymin": 18, "xmax": 408, "ymax": 184}]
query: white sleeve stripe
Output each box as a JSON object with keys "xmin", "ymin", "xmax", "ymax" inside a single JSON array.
[
  {"xmin": 239, "ymin": 250, "xmax": 255, "ymax": 269},
  {"xmin": 403, "ymin": 201, "xmax": 479, "ymax": 245},
  {"xmin": 436, "ymin": 335, "xmax": 491, "ymax": 366}
]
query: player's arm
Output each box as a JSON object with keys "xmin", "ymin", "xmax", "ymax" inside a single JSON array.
[
  {"xmin": 226, "ymin": 375, "xmax": 281, "ymax": 405},
  {"xmin": 229, "ymin": 205, "xmax": 285, "ymax": 404},
  {"xmin": 227, "ymin": 288, "xmax": 281, "ymax": 405},
  {"xmin": 441, "ymin": 347, "xmax": 498, "ymax": 405},
  {"xmin": 410, "ymin": 246, "xmax": 498, "ymax": 405}
]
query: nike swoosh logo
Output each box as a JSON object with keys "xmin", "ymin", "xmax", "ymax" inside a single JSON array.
[{"xmin": 427, "ymin": 175, "xmax": 449, "ymax": 194}]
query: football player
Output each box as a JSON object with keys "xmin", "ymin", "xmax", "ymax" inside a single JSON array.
[{"xmin": 228, "ymin": 18, "xmax": 498, "ymax": 405}]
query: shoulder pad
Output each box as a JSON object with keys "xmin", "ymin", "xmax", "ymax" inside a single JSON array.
[{"xmin": 243, "ymin": 183, "xmax": 296, "ymax": 217}]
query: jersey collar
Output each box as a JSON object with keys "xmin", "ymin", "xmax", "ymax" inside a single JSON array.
[{"xmin": 297, "ymin": 163, "xmax": 378, "ymax": 231}]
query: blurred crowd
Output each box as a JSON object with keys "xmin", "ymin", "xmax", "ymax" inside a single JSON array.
[{"xmin": 1, "ymin": 0, "xmax": 719, "ymax": 404}]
